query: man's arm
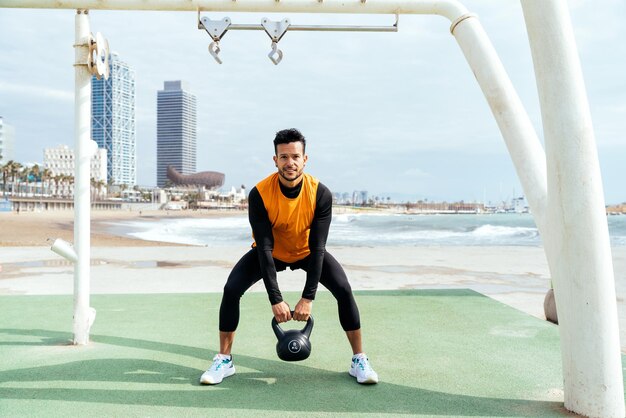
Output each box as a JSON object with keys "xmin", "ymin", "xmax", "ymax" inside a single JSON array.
[
  {"xmin": 302, "ymin": 183, "xmax": 332, "ymax": 300},
  {"xmin": 248, "ymin": 187, "xmax": 283, "ymax": 306}
]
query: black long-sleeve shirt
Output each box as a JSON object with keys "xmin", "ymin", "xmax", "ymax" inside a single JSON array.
[{"xmin": 248, "ymin": 180, "xmax": 332, "ymax": 305}]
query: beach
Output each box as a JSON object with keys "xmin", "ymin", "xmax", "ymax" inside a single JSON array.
[
  {"xmin": 2, "ymin": 210, "xmax": 626, "ymax": 351},
  {"xmin": 0, "ymin": 209, "xmax": 240, "ymax": 247}
]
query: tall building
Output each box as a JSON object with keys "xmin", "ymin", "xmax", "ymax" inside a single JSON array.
[
  {"xmin": 0, "ymin": 116, "xmax": 15, "ymax": 164},
  {"xmin": 91, "ymin": 52, "xmax": 136, "ymax": 186},
  {"xmin": 352, "ymin": 190, "xmax": 368, "ymax": 206},
  {"xmin": 156, "ymin": 80, "xmax": 197, "ymax": 188}
]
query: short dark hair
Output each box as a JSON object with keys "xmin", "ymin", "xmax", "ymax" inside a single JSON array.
[{"xmin": 273, "ymin": 128, "xmax": 306, "ymax": 154}]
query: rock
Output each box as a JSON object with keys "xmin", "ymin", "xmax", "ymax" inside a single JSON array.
[{"xmin": 544, "ymin": 288, "xmax": 558, "ymax": 324}]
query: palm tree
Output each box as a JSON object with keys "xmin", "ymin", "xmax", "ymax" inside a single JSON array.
[
  {"xmin": 30, "ymin": 164, "xmax": 41, "ymax": 197},
  {"xmin": 41, "ymin": 168, "xmax": 52, "ymax": 197},
  {"xmin": 3, "ymin": 161, "xmax": 12, "ymax": 195},
  {"xmin": 1, "ymin": 161, "xmax": 8, "ymax": 197},
  {"xmin": 55, "ymin": 174, "xmax": 66, "ymax": 198},
  {"xmin": 59, "ymin": 174, "xmax": 70, "ymax": 198},
  {"xmin": 90, "ymin": 177, "xmax": 104, "ymax": 201},
  {"xmin": 7, "ymin": 161, "xmax": 22, "ymax": 196},
  {"xmin": 98, "ymin": 180, "xmax": 106, "ymax": 200},
  {"xmin": 50, "ymin": 174, "xmax": 60, "ymax": 198},
  {"xmin": 90, "ymin": 177, "xmax": 96, "ymax": 201},
  {"xmin": 18, "ymin": 165, "xmax": 30, "ymax": 197},
  {"xmin": 68, "ymin": 175, "xmax": 75, "ymax": 197}
]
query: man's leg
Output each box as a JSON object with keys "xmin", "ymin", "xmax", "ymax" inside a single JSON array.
[
  {"xmin": 317, "ymin": 252, "xmax": 362, "ymax": 341},
  {"xmin": 318, "ymin": 252, "xmax": 378, "ymax": 384},
  {"xmin": 345, "ymin": 329, "xmax": 363, "ymax": 355},
  {"xmin": 201, "ymin": 249, "xmax": 262, "ymax": 385},
  {"xmin": 219, "ymin": 331, "xmax": 236, "ymax": 355},
  {"xmin": 218, "ymin": 248, "xmax": 263, "ymax": 337}
]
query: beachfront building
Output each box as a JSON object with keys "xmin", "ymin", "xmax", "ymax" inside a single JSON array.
[
  {"xmin": 187, "ymin": 184, "xmax": 247, "ymax": 210},
  {"xmin": 0, "ymin": 116, "xmax": 15, "ymax": 164},
  {"xmin": 156, "ymin": 80, "xmax": 197, "ymax": 188},
  {"xmin": 43, "ymin": 144, "xmax": 107, "ymax": 197},
  {"xmin": 92, "ymin": 52, "xmax": 136, "ymax": 187}
]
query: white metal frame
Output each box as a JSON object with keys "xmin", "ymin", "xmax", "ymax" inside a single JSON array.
[{"xmin": 0, "ymin": 1, "xmax": 622, "ymax": 416}]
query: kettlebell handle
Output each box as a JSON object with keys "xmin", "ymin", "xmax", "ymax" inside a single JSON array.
[{"xmin": 272, "ymin": 311, "xmax": 314, "ymax": 340}]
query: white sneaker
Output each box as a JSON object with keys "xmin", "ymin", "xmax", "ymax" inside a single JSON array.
[
  {"xmin": 200, "ymin": 354, "xmax": 236, "ymax": 385},
  {"xmin": 349, "ymin": 354, "xmax": 379, "ymax": 384}
]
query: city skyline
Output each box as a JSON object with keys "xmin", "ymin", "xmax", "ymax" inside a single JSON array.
[{"xmin": 0, "ymin": 2, "xmax": 624, "ymax": 203}]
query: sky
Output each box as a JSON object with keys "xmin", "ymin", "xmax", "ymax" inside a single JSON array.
[{"xmin": 0, "ymin": 1, "xmax": 624, "ymax": 204}]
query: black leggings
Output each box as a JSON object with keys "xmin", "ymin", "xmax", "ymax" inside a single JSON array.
[{"xmin": 219, "ymin": 249, "xmax": 361, "ymax": 332}]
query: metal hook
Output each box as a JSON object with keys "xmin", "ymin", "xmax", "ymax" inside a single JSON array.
[
  {"xmin": 268, "ymin": 41, "xmax": 283, "ymax": 65},
  {"xmin": 209, "ymin": 41, "xmax": 223, "ymax": 64},
  {"xmin": 200, "ymin": 16, "xmax": 231, "ymax": 64}
]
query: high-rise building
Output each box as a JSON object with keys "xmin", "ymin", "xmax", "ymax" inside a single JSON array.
[
  {"xmin": 0, "ymin": 116, "xmax": 15, "ymax": 164},
  {"xmin": 156, "ymin": 80, "xmax": 197, "ymax": 188},
  {"xmin": 91, "ymin": 52, "xmax": 136, "ymax": 186}
]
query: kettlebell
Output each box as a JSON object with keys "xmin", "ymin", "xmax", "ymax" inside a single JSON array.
[{"xmin": 272, "ymin": 311, "xmax": 314, "ymax": 361}]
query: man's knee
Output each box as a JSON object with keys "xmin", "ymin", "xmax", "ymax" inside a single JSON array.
[
  {"xmin": 333, "ymin": 282, "xmax": 354, "ymax": 303},
  {"xmin": 223, "ymin": 279, "xmax": 245, "ymax": 301}
]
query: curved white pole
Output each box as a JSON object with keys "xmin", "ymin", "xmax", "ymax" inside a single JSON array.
[
  {"xmin": 450, "ymin": 16, "xmax": 547, "ymax": 231},
  {"xmin": 521, "ymin": 1, "xmax": 624, "ymax": 417}
]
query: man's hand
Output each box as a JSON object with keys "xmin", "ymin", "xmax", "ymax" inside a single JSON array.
[
  {"xmin": 272, "ymin": 301, "xmax": 292, "ymax": 323},
  {"xmin": 293, "ymin": 298, "xmax": 313, "ymax": 321}
]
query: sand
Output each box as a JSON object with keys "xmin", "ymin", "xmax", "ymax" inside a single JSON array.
[{"xmin": 0, "ymin": 209, "xmax": 243, "ymax": 247}]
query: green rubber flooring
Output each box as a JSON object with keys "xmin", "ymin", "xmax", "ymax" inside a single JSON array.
[{"xmin": 0, "ymin": 290, "xmax": 609, "ymax": 417}]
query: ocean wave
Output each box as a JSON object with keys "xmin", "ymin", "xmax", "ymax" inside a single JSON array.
[
  {"xmin": 104, "ymin": 213, "xmax": 626, "ymax": 247},
  {"xmin": 333, "ymin": 214, "xmax": 358, "ymax": 224},
  {"xmin": 127, "ymin": 230, "xmax": 207, "ymax": 246},
  {"xmin": 333, "ymin": 212, "xmax": 401, "ymax": 224},
  {"xmin": 329, "ymin": 229, "xmax": 539, "ymax": 246},
  {"xmin": 469, "ymin": 224, "xmax": 538, "ymax": 238}
]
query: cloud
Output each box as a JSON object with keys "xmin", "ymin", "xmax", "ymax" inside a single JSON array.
[
  {"xmin": 403, "ymin": 167, "xmax": 430, "ymax": 178},
  {"xmin": 0, "ymin": 82, "xmax": 73, "ymax": 102}
]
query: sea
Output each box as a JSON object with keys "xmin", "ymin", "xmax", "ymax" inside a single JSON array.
[{"xmin": 106, "ymin": 213, "xmax": 626, "ymax": 248}]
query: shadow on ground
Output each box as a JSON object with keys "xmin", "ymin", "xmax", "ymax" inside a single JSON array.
[{"xmin": 0, "ymin": 327, "xmax": 567, "ymax": 417}]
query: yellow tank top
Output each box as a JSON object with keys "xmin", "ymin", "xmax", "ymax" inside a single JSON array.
[{"xmin": 254, "ymin": 172, "xmax": 319, "ymax": 263}]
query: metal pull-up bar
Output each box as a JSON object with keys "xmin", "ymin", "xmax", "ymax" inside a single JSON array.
[{"xmin": 199, "ymin": 14, "xmax": 399, "ymax": 64}]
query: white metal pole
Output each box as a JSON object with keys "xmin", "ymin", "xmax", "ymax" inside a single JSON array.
[
  {"xmin": 0, "ymin": 0, "xmax": 467, "ymax": 20},
  {"xmin": 450, "ymin": 16, "xmax": 547, "ymax": 231},
  {"xmin": 74, "ymin": 9, "xmax": 94, "ymax": 345},
  {"xmin": 521, "ymin": 1, "xmax": 624, "ymax": 417}
]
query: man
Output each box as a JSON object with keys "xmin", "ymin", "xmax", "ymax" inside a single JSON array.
[{"xmin": 200, "ymin": 128, "xmax": 378, "ymax": 385}]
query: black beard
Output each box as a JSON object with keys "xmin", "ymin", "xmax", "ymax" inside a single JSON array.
[{"xmin": 278, "ymin": 168, "xmax": 303, "ymax": 184}]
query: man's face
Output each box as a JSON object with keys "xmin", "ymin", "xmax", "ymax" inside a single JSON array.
[{"xmin": 273, "ymin": 141, "xmax": 308, "ymax": 186}]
